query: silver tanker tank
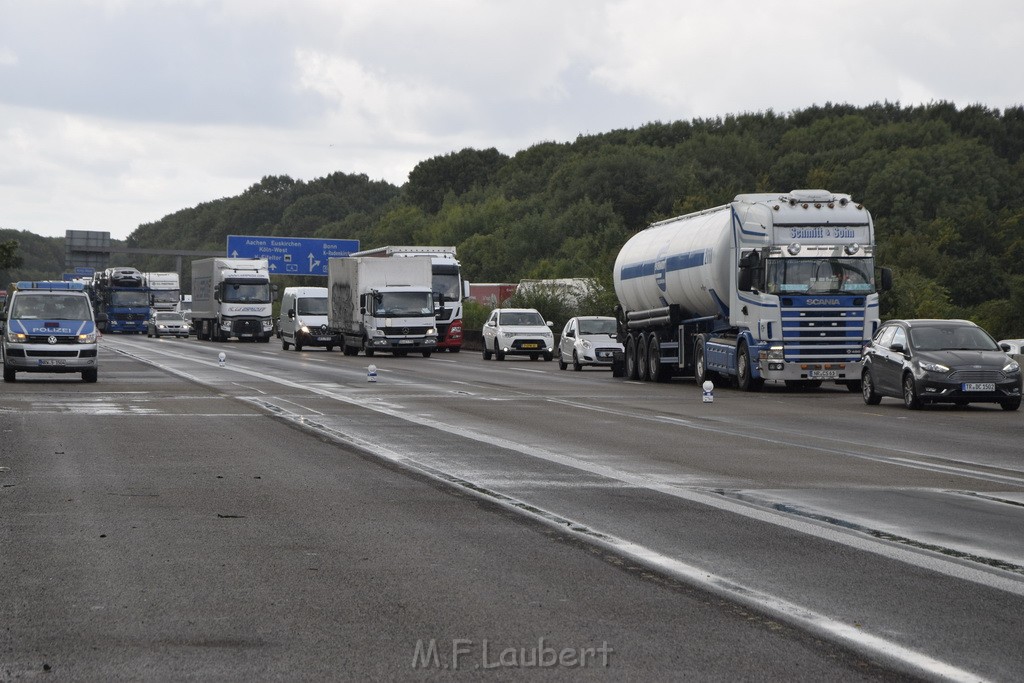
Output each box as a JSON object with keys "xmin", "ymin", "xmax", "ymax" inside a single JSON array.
[{"xmin": 613, "ymin": 202, "xmax": 771, "ymax": 319}]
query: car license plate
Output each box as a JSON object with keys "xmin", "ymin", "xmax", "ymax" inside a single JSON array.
[
  {"xmin": 809, "ymin": 370, "xmax": 838, "ymax": 379},
  {"xmin": 521, "ymin": 343, "xmax": 539, "ymax": 349},
  {"xmin": 39, "ymin": 359, "xmax": 66, "ymax": 366},
  {"xmin": 962, "ymin": 383, "xmax": 995, "ymax": 392}
]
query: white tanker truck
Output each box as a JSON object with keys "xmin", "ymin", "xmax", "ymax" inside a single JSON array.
[{"xmin": 612, "ymin": 189, "xmax": 891, "ymax": 391}]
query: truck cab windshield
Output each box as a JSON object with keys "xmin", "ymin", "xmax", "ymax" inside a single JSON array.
[
  {"xmin": 432, "ymin": 273, "xmax": 461, "ymax": 302},
  {"xmin": 222, "ymin": 282, "xmax": 271, "ymax": 303},
  {"xmin": 110, "ymin": 290, "xmax": 151, "ymax": 307},
  {"xmin": 373, "ymin": 292, "xmax": 433, "ymax": 317},
  {"xmin": 765, "ymin": 258, "xmax": 875, "ymax": 294}
]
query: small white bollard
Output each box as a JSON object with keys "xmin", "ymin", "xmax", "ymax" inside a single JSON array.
[
  {"xmin": 218, "ymin": 352, "xmax": 226, "ymax": 368},
  {"xmin": 367, "ymin": 364, "xmax": 377, "ymax": 382},
  {"xmin": 702, "ymin": 380, "xmax": 714, "ymax": 403}
]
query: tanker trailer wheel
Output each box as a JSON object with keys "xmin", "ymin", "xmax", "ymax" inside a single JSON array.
[
  {"xmin": 636, "ymin": 335, "xmax": 650, "ymax": 381},
  {"xmin": 625, "ymin": 334, "xmax": 639, "ymax": 380},
  {"xmin": 647, "ymin": 335, "xmax": 670, "ymax": 383},
  {"xmin": 736, "ymin": 341, "xmax": 764, "ymax": 392}
]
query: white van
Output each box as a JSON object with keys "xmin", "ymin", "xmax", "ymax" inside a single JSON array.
[{"xmin": 279, "ymin": 286, "xmax": 340, "ymax": 351}]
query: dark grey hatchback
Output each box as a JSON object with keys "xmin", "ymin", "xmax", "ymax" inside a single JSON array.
[{"xmin": 861, "ymin": 319, "xmax": 1022, "ymax": 411}]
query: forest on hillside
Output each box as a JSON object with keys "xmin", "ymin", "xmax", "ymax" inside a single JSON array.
[{"xmin": 4, "ymin": 101, "xmax": 1024, "ymax": 338}]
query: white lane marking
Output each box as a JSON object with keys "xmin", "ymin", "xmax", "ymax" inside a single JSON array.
[
  {"xmin": 548, "ymin": 397, "xmax": 1024, "ymax": 486},
  {"xmin": 250, "ymin": 399, "xmax": 990, "ymax": 683},
  {"xmin": 107, "ymin": 339, "xmax": 1024, "ymax": 596}
]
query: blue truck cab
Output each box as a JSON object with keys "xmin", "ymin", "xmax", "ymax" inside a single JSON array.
[{"xmin": 1, "ymin": 281, "xmax": 103, "ymax": 383}]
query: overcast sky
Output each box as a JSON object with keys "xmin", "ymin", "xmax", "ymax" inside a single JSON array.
[{"xmin": 2, "ymin": 0, "xmax": 1022, "ymax": 241}]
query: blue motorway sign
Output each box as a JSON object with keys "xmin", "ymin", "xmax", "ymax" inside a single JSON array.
[{"xmin": 226, "ymin": 235, "xmax": 360, "ymax": 276}]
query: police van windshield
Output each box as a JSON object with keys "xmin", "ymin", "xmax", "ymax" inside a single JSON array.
[
  {"xmin": 11, "ymin": 294, "xmax": 92, "ymax": 320},
  {"xmin": 765, "ymin": 258, "xmax": 875, "ymax": 294}
]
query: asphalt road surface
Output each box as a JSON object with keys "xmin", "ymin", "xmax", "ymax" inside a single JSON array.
[{"xmin": 3, "ymin": 334, "xmax": 1023, "ymax": 681}]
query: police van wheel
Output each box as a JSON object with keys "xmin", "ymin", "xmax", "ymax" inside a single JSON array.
[
  {"xmin": 3, "ymin": 367, "xmax": 15, "ymax": 382},
  {"xmin": 82, "ymin": 368, "xmax": 98, "ymax": 383}
]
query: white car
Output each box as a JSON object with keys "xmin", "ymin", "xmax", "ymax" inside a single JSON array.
[
  {"xmin": 558, "ymin": 316, "xmax": 623, "ymax": 371},
  {"xmin": 999, "ymin": 339, "xmax": 1024, "ymax": 354},
  {"xmin": 482, "ymin": 308, "xmax": 554, "ymax": 361}
]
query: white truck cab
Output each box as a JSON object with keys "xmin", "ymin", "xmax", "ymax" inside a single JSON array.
[{"xmin": 1, "ymin": 280, "xmax": 103, "ymax": 382}]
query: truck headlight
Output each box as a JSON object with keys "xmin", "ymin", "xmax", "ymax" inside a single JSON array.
[
  {"xmin": 262, "ymin": 320, "xmax": 274, "ymax": 331},
  {"xmin": 427, "ymin": 327, "xmax": 437, "ymax": 336},
  {"xmin": 767, "ymin": 345, "xmax": 784, "ymax": 361},
  {"xmin": 299, "ymin": 325, "xmax": 310, "ymax": 334}
]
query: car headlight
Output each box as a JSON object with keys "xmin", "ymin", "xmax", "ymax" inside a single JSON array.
[
  {"xmin": 1004, "ymin": 359, "xmax": 1021, "ymax": 374},
  {"xmin": 918, "ymin": 361, "xmax": 950, "ymax": 373},
  {"xmin": 580, "ymin": 339, "xmax": 592, "ymax": 350}
]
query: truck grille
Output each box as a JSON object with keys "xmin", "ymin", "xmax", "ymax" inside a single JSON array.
[
  {"xmin": 231, "ymin": 319, "xmax": 263, "ymax": 335},
  {"xmin": 382, "ymin": 326, "xmax": 432, "ymax": 335},
  {"xmin": 780, "ymin": 301, "xmax": 866, "ymax": 363}
]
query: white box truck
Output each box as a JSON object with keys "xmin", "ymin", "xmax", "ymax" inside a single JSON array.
[
  {"xmin": 328, "ymin": 257, "xmax": 437, "ymax": 357},
  {"xmin": 350, "ymin": 246, "xmax": 463, "ymax": 352},
  {"xmin": 191, "ymin": 257, "xmax": 275, "ymax": 342}
]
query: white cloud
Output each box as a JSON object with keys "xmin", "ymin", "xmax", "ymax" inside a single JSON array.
[{"xmin": 1, "ymin": 0, "xmax": 1022, "ymax": 239}]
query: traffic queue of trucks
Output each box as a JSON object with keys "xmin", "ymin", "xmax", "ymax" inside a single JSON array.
[{"xmin": 3, "ymin": 192, "xmax": 894, "ymax": 391}]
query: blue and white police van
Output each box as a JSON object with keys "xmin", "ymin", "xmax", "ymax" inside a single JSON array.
[{"xmin": 1, "ymin": 280, "xmax": 103, "ymax": 383}]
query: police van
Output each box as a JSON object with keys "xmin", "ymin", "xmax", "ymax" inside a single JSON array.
[{"xmin": 1, "ymin": 281, "xmax": 103, "ymax": 382}]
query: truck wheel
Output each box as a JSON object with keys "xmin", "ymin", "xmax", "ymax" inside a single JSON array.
[
  {"xmin": 694, "ymin": 340, "xmax": 708, "ymax": 385},
  {"xmin": 295, "ymin": 339, "xmax": 303, "ymax": 352},
  {"xmin": 625, "ymin": 335, "xmax": 639, "ymax": 380},
  {"xmin": 82, "ymin": 368, "xmax": 98, "ymax": 383},
  {"xmin": 648, "ymin": 336, "xmax": 670, "ymax": 383},
  {"xmin": 736, "ymin": 342, "xmax": 763, "ymax": 392},
  {"xmin": 282, "ymin": 337, "xmax": 290, "ymax": 350},
  {"xmin": 636, "ymin": 335, "xmax": 650, "ymax": 381}
]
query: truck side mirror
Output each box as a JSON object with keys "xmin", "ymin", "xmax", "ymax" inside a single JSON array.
[
  {"xmin": 879, "ymin": 267, "xmax": 893, "ymax": 292},
  {"xmin": 737, "ymin": 251, "xmax": 759, "ymax": 292}
]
